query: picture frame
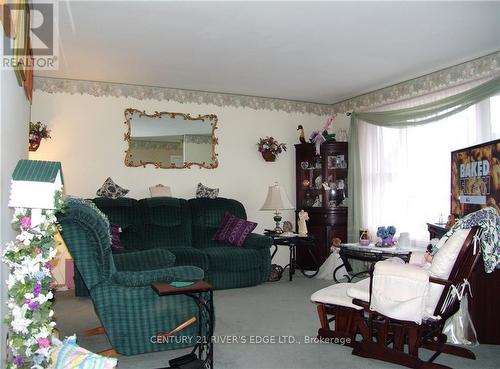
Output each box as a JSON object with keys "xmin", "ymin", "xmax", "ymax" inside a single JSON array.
[
  {"xmin": 450, "ymin": 138, "xmax": 500, "ymax": 218},
  {"xmin": 13, "ymin": 1, "xmax": 30, "ymax": 86}
]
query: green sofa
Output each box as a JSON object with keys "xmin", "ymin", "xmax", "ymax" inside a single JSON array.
[
  {"xmin": 57, "ymin": 198, "xmax": 206, "ymax": 355},
  {"xmin": 71, "ymin": 196, "xmax": 271, "ymax": 295}
]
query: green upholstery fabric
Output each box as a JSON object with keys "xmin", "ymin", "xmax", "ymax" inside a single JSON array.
[
  {"xmin": 92, "ymin": 197, "xmax": 144, "ymax": 249},
  {"xmin": 76, "ymin": 196, "xmax": 272, "ymax": 292},
  {"xmin": 113, "ymin": 249, "xmax": 176, "ymax": 271},
  {"xmin": 188, "ymin": 198, "xmax": 272, "ymax": 289},
  {"xmin": 139, "ymin": 198, "xmax": 192, "ymax": 249},
  {"xmin": 112, "ymin": 265, "xmax": 203, "ymax": 287},
  {"xmin": 189, "ymin": 198, "xmax": 247, "ymax": 249},
  {"xmin": 203, "ymin": 246, "xmax": 263, "ymax": 271},
  {"xmin": 57, "ymin": 200, "xmax": 205, "ymax": 356},
  {"xmin": 167, "ymin": 247, "xmax": 210, "ymax": 271}
]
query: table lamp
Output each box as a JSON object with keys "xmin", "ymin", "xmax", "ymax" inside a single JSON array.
[{"xmin": 260, "ymin": 182, "xmax": 294, "ymax": 233}]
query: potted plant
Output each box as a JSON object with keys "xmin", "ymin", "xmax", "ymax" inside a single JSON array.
[
  {"xmin": 29, "ymin": 121, "xmax": 51, "ymax": 152},
  {"xmin": 257, "ymin": 136, "xmax": 287, "ymax": 162}
]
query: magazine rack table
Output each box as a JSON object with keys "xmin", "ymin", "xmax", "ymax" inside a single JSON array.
[
  {"xmin": 151, "ymin": 280, "xmax": 214, "ymax": 369},
  {"xmin": 334, "ymin": 243, "xmax": 411, "ymax": 282}
]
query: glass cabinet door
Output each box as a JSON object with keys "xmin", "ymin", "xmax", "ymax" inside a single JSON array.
[
  {"xmin": 323, "ymin": 146, "xmax": 348, "ymax": 209},
  {"xmin": 298, "ymin": 156, "xmax": 323, "ymax": 209}
]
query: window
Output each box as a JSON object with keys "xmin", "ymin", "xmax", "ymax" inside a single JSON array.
[{"xmin": 358, "ymin": 96, "xmax": 500, "ymax": 246}]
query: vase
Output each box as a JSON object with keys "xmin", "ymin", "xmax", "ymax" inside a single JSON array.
[{"xmin": 261, "ymin": 151, "xmax": 276, "ymax": 162}]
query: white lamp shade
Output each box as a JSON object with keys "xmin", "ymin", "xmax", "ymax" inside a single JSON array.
[{"xmin": 260, "ymin": 183, "xmax": 294, "ymax": 211}]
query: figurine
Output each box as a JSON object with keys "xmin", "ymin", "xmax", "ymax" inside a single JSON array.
[
  {"xmin": 298, "ymin": 209, "xmax": 309, "ymax": 236},
  {"xmin": 297, "ymin": 125, "xmax": 307, "ymax": 144}
]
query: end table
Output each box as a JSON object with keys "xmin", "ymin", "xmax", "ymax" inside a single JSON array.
[
  {"xmin": 151, "ymin": 280, "xmax": 214, "ymax": 369},
  {"xmin": 265, "ymin": 231, "xmax": 319, "ymax": 281}
]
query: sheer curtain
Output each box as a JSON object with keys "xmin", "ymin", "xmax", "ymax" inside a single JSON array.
[{"xmin": 358, "ymin": 95, "xmax": 500, "ymax": 246}]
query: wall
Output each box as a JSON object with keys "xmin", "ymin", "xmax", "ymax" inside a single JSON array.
[
  {"xmin": 0, "ymin": 35, "xmax": 30, "ymax": 365},
  {"xmin": 30, "ymin": 88, "xmax": 349, "ymax": 265}
]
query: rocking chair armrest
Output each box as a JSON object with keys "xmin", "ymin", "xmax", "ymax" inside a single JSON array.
[
  {"xmin": 429, "ymin": 276, "xmax": 452, "ymax": 286},
  {"xmin": 352, "ymin": 298, "xmax": 369, "ymax": 309}
]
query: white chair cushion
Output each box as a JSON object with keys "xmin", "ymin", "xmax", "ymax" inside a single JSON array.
[
  {"xmin": 346, "ymin": 278, "xmax": 370, "ymax": 302},
  {"xmin": 429, "ymin": 228, "xmax": 471, "ymax": 279},
  {"xmin": 425, "ymin": 228, "xmax": 471, "ymax": 316},
  {"xmin": 311, "ymin": 283, "xmax": 363, "ymax": 310}
]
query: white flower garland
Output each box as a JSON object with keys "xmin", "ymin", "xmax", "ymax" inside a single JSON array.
[{"xmin": 2, "ymin": 195, "xmax": 64, "ymax": 369}]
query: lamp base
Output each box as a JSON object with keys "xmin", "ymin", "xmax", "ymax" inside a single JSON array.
[{"xmin": 273, "ymin": 213, "xmax": 283, "ymax": 234}]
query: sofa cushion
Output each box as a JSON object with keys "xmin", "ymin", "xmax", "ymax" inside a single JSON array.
[
  {"xmin": 203, "ymin": 246, "xmax": 263, "ymax": 272},
  {"xmin": 91, "ymin": 197, "xmax": 143, "ymax": 249},
  {"xmin": 189, "ymin": 198, "xmax": 247, "ymax": 249},
  {"xmin": 96, "ymin": 177, "xmax": 129, "ymax": 199},
  {"xmin": 167, "ymin": 247, "xmax": 209, "ymax": 271},
  {"xmin": 196, "ymin": 182, "xmax": 219, "ymax": 199},
  {"xmin": 139, "ymin": 198, "xmax": 192, "ymax": 248},
  {"xmin": 213, "ymin": 212, "xmax": 257, "ymax": 247}
]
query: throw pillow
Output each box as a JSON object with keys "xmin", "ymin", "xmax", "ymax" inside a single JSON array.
[
  {"xmin": 429, "ymin": 228, "xmax": 471, "ymax": 279},
  {"xmin": 96, "ymin": 177, "xmax": 129, "ymax": 199},
  {"xmin": 196, "ymin": 182, "xmax": 219, "ymax": 199},
  {"xmin": 50, "ymin": 335, "xmax": 117, "ymax": 369},
  {"xmin": 212, "ymin": 212, "xmax": 257, "ymax": 247},
  {"xmin": 150, "ymin": 184, "xmax": 172, "ymax": 197},
  {"xmin": 110, "ymin": 224, "xmax": 124, "ymax": 251}
]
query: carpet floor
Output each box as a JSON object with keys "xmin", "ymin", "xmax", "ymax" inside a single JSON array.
[{"xmin": 53, "ymin": 275, "xmax": 500, "ymax": 369}]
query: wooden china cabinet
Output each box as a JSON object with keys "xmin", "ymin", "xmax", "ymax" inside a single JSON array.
[{"xmin": 295, "ymin": 142, "xmax": 348, "ymax": 269}]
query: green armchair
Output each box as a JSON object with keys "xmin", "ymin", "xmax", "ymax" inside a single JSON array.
[{"xmin": 57, "ymin": 198, "xmax": 205, "ymax": 355}]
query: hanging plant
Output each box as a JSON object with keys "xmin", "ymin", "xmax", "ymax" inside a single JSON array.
[
  {"xmin": 257, "ymin": 136, "xmax": 287, "ymax": 162},
  {"xmin": 29, "ymin": 122, "xmax": 51, "ymax": 152}
]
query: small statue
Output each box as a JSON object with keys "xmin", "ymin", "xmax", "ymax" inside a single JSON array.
[
  {"xmin": 297, "ymin": 125, "xmax": 307, "ymax": 144},
  {"xmin": 298, "ymin": 209, "xmax": 309, "ymax": 236}
]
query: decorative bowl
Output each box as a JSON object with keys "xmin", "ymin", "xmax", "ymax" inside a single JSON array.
[{"xmin": 359, "ymin": 239, "xmax": 370, "ymax": 246}]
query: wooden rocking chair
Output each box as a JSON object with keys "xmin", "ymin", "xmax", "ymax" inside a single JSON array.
[{"xmin": 352, "ymin": 226, "xmax": 481, "ymax": 369}]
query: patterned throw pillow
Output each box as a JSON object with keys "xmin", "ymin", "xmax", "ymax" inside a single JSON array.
[
  {"xmin": 196, "ymin": 182, "xmax": 219, "ymax": 199},
  {"xmin": 96, "ymin": 177, "xmax": 129, "ymax": 199},
  {"xmin": 212, "ymin": 212, "xmax": 257, "ymax": 247},
  {"xmin": 110, "ymin": 224, "xmax": 124, "ymax": 252}
]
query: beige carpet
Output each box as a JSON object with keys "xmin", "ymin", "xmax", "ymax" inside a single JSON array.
[{"xmin": 53, "ymin": 275, "xmax": 500, "ymax": 369}]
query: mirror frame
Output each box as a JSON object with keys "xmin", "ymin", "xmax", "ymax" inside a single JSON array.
[{"xmin": 124, "ymin": 108, "xmax": 219, "ymax": 169}]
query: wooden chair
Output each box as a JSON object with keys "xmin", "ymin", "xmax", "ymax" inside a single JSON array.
[{"xmin": 352, "ymin": 226, "xmax": 481, "ymax": 369}]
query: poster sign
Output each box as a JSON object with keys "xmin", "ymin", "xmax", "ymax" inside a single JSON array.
[{"xmin": 451, "ymin": 139, "xmax": 500, "ymax": 217}]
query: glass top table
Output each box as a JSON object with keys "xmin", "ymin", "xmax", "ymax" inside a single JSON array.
[{"xmin": 334, "ymin": 243, "xmax": 412, "ymax": 282}]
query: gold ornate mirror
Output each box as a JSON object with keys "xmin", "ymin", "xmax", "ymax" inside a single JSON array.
[{"xmin": 124, "ymin": 109, "xmax": 218, "ymax": 169}]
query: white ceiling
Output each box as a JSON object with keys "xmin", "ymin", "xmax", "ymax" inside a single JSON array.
[{"xmin": 37, "ymin": 1, "xmax": 500, "ymax": 104}]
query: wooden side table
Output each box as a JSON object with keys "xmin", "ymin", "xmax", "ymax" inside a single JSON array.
[
  {"xmin": 151, "ymin": 280, "xmax": 214, "ymax": 369},
  {"xmin": 265, "ymin": 232, "xmax": 319, "ymax": 281}
]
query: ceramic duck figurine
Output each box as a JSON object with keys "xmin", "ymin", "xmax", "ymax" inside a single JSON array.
[{"xmin": 297, "ymin": 125, "xmax": 306, "ymax": 144}]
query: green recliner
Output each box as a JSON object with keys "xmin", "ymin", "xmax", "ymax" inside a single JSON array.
[{"xmin": 57, "ymin": 199, "xmax": 205, "ymax": 355}]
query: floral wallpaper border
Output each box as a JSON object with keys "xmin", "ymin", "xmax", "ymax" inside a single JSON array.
[
  {"xmin": 34, "ymin": 52, "xmax": 500, "ymax": 115},
  {"xmin": 33, "ymin": 77, "xmax": 335, "ymax": 116},
  {"xmin": 332, "ymin": 51, "xmax": 500, "ymax": 113}
]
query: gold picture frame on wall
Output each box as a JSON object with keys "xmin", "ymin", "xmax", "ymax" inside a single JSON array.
[
  {"xmin": 124, "ymin": 108, "xmax": 219, "ymax": 169},
  {"xmin": 13, "ymin": 0, "xmax": 30, "ymax": 86}
]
